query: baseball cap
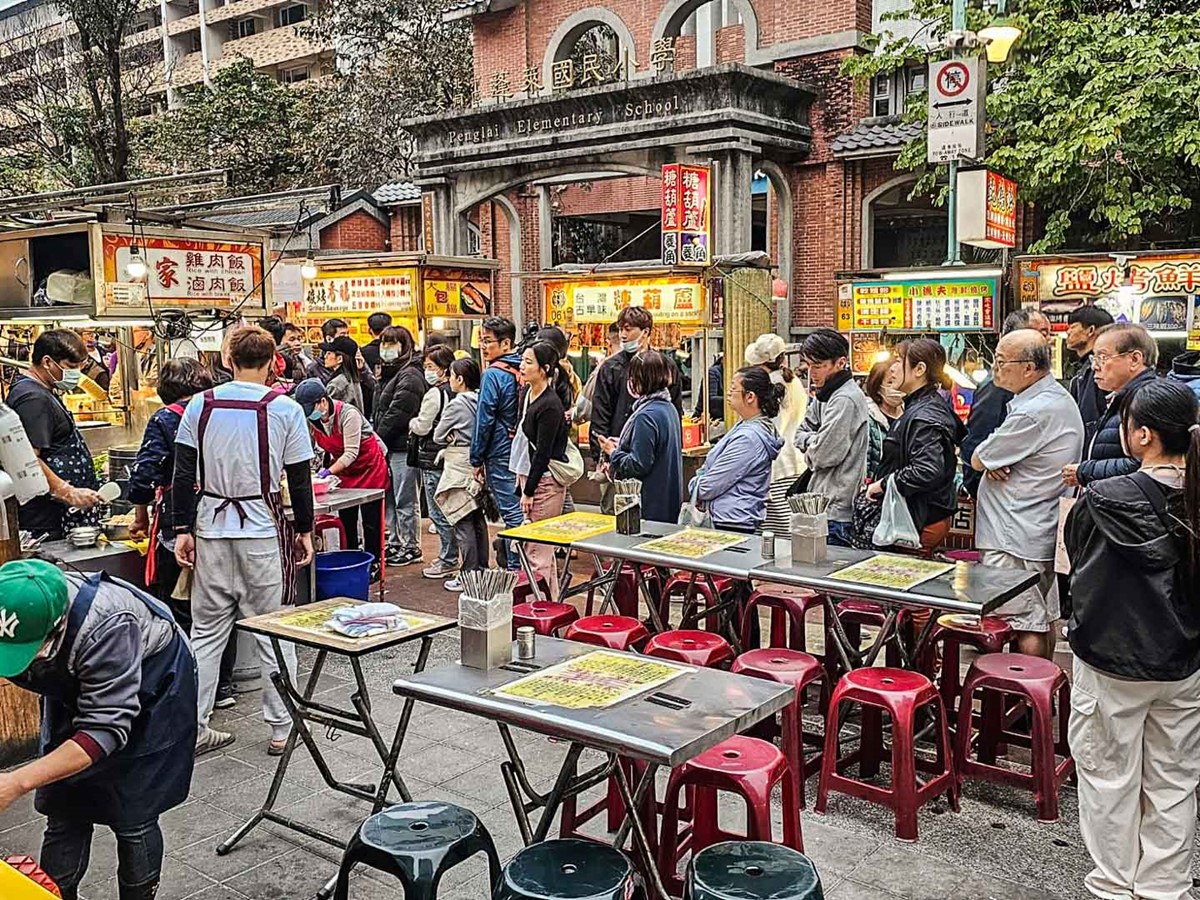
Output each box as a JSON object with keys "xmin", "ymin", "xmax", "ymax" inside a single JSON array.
[
  {"xmin": 0, "ymin": 559, "xmax": 69, "ymax": 677},
  {"xmin": 292, "ymin": 378, "xmax": 329, "ymax": 417},
  {"xmin": 319, "ymin": 336, "xmax": 359, "ymax": 359}
]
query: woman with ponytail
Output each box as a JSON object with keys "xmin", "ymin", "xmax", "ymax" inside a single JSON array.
[
  {"xmin": 864, "ymin": 338, "xmax": 965, "ymax": 541},
  {"xmin": 1065, "ymin": 379, "xmax": 1200, "ymax": 900}
]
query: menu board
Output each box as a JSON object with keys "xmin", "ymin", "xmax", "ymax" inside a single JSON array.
[
  {"xmin": 493, "ymin": 650, "xmax": 689, "ymax": 710},
  {"xmin": 839, "ymin": 276, "xmax": 998, "ymax": 333},
  {"xmin": 421, "ymin": 267, "xmax": 492, "ymax": 318},
  {"xmin": 303, "ymin": 268, "xmax": 417, "ymax": 315}
]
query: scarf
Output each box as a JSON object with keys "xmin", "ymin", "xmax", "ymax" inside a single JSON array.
[
  {"xmin": 618, "ymin": 388, "xmax": 671, "ymax": 445},
  {"xmin": 815, "ymin": 367, "xmax": 853, "ymax": 403}
]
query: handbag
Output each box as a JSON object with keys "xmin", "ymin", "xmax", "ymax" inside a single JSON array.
[
  {"xmin": 678, "ymin": 476, "xmax": 712, "ymax": 529},
  {"xmin": 850, "ymin": 488, "xmax": 882, "ymax": 549},
  {"xmin": 785, "ymin": 469, "xmax": 814, "ymax": 498},
  {"xmin": 873, "ymin": 474, "xmax": 921, "ymax": 550},
  {"xmin": 549, "ymin": 440, "xmax": 585, "ymax": 487}
]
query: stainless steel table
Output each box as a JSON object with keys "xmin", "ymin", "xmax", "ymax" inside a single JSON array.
[
  {"xmin": 34, "ymin": 539, "xmax": 146, "ymax": 582},
  {"xmin": 392, "ymin": 637, "xmax": 792, "ymax": 900},
  {"xmin": 312, "ymin": 487, "xmax": 386, "ymax": 516}
]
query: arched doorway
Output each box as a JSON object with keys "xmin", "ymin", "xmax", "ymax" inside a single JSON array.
[{"xmin": 863, "ymin": 176, "xmax": 949, "ymax": 269}]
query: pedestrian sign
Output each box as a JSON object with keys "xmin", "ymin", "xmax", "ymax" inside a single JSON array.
[{"xmin": 927, "ymin": 58, "xmax": 986, "ymax": 164}]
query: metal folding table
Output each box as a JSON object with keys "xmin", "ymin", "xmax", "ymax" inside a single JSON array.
[
  {"xmin": 498, "ymin": 512, "xmax": 617, "ymax": 604},
  {"xmin": 218, "ymin": 600, "xmax": 455, "ymax": 858},
  {"xmin": 392, "ymin": 638, "xmax": 792, "ymax": 900}
]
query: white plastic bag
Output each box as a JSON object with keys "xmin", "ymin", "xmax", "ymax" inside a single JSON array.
[
  {"xmin": 677, "ymin": 477, "xmax": 712, "ymax": 529},
  {"xmin": 872, "ymin": 475, "xmax": 921, "ymax": 550}
]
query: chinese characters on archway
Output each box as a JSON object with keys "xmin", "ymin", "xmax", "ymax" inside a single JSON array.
[{"xmin": 455, "ymin": 36, "xmax": 677, "ymax": 108}]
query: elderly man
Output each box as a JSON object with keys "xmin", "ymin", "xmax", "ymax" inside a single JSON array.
[
  {"xmin": 972, "ymin": 330, "xmax": 1084, "ymax": 659},
  {"xmin": 1063, "ymin": 323, "xmax": 1158, "ymax": 488},
  {"xmin": 1065, "ymin": 304, "xmax": 1115, "ymax": 446}
]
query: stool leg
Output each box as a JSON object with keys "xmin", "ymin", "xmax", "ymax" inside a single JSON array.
[
  {"xmin": 1032, "ymin": 698, "xmax": 1061, "ymax": 823},
  {"xmin": 779, "ymin": 764, "xmax": 804, "ymax": 853},
  {"xmin": 891, "ymin": 703, "xmax": 919, "ymax": 842},
  {"xmin": 746, "ymin": 786, "xmax": 774, "ymax": 844},
  {"xmin": 977, "ymin": 689, "xmax": 1004, "ymax": 765},
  {"xmin": 940, "ymin": 640, "xmax": 962, "ymax": 715},
  {"xmin": 781, "ymin": 700, "xmax": 805, "ymax": 809},
  {"xmin": 935, "ymin": 695, "xmax": 960, "ymax": 812},
  {"xmin": 815, "ymin": 692, "xmax": 845, "ymax": 814},
  {"xmin": 860, "ymin": 705, "xmax": 884, "ymax": 779},
  {"xmin": 331, "ymin": 862, "xmax": 352, "ymax": 900},
  {"xmin": 657, "ymin": 773, "xmax": 686, "ymax": 885}
]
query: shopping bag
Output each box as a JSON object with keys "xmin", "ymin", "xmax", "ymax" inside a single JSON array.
[
  {"xmin": 872, "ymin": 475, "xmax": 921, "ymax": 550},
  {"xmin": 1054, "ymin": 496, "xmax": 1076, "ymax": 575},
  {"xmin": 549, "ymin": 440, "xmax": 585, "ymax": 486},
  {"xmin": 677, "ymin": 477, "xmax": 712, "ymax": 529}
]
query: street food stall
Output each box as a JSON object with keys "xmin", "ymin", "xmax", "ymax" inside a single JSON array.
[{"xmin": 292, "ymin": 253, "xmax": 499, "ymax": 349}]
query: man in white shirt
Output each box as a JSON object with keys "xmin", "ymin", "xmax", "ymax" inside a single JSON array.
[
  {"xmin": 972, "ymin": 329, "xmax": 1084, "ymax": 659},
  {"xmin": 172, "ymin": 326, "xmax": 316, "ymax": 754}
]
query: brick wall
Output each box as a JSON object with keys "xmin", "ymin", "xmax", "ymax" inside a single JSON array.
[
  {"xmin": 715, "ymin": 24, "xmax": 744, "ymax": 64},
  {"xmin": 319, "ymin": 209, "xmax": 389, "ymax": 251},
  {"xmin": 554, "ymin": 175, "xmax": 662, "ymax": 216},
  {"xmin": 474, "ymin": 5, "xmax": 530, "ymax": 100},
  {"xmin": 775, "ymin": 50, "xmax": 864, "ymax": 166},
  {"xmin": 389, "ymin": 206, "xmax": 423, "ymax": 252},
  {"xmin": 674, "ymin": 33, "xmax": 696, "ymax": 71}
]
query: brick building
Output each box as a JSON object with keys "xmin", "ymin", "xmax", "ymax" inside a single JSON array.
[{"xmin": 400, "ymin": 0, "xmax": 995, "ymax": 333}]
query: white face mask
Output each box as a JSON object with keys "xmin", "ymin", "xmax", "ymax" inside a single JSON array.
[
  {"xmin": 424, "ymin": 370, "xmax": 441, "ymax": 386},
  {"xmin": 881, "ymin": 386, "xmax": 906, "ymax": 406},
  {"xmin": 52, "ymin": 361, "xmax": 82, "ymax": 392},
  {"xmin": 381, "ymin": 348, "xmax": 400, "ymax": 363},
  {"xmin": 620, "ymin": 339, "xmax": 640, "ymax": 354}
]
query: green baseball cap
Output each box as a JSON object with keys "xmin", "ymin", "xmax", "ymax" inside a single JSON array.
[{"xmin": 0, "ymin": 559, "xmax": 69, "ymax": 677}]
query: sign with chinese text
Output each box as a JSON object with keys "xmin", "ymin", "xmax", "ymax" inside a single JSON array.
[
  {"xmin": 1018, "ymin": 254, "xmax": 1200, "ymax": 333},
  {"xmin": 928, "ymin": 58, "xmax": 986, "ymax": 164},
  {"xmin": 303, "ymin": 267, "xmax": 417, "ymax": 316},
  {"xmin": 661, "ymin": 163, "xmax": 711, "ymax": 266},
  {"xmin": 1187, "ymin": 294, "xmax": 1200, "ymax": 351},
  {"xmin": 421, "ymin": 267, "xmax": 492, "ymax": 318},
  {"xmin": 957, "ymin": 168, "xmax": 1017, "ymax": 248},
  {"xmin": 100, "ymin": 233, "xmax": 266, "ymax": 313},
  {"xmin": 543, "ymin": 276, "xmax": 707, "ymax": 328},
  {"xmin": 838, "ymin": 275, "xmax": 998, "ymax": 333}
]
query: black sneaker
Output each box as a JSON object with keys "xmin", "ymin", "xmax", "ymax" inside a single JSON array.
[
  {"xmin": 387, "ymin": 547, "xmax": 422, "ymax": 566},
  {"xmin": 213, "ymin": 690, "xmax": 237, "ymax": 710}
]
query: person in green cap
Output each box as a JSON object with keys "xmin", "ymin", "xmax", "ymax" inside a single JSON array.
[{"xmin": 0, "ymin": 559, "xmax": 197, "ymax": 900}]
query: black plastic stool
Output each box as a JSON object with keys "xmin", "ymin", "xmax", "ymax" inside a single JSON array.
[
  {"xmin": 686, "ymin": 841, "xmax": 823, "ymax": 900},
  {"xmin": 493, "ymin": 839, "xmax": 645, "ymax": 899},
  {"xmin": 333, "ymin": 801, "xmax": 501, "ymax": 900}
]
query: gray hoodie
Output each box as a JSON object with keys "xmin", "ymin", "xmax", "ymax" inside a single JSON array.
[
  {"xmin": 690, "ymin": 417, "xmax": 784, "ymax": 527},
  {"xmin": 434, "ymin": 390, "xmax": 480, "ymax": 447},
  {"xmin": 793, "ymin": 377, "xmax": 869, "ymax": 522}
]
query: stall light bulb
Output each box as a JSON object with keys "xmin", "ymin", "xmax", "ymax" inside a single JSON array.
[
  {"xmin": 872, "ymin": 350, "xmax": 892, "ymax": 364},
  {"xmin": 431, "ymin": 317, "xmax": 447, "ymax": 330},
  {"xmin": 300, "ymin": 253, "xmax": 318, "ymax": 280},
  {"xmin": 971, "ymin": 367, "xmax": 990, "ymax": 384},
  {"xmin": 125, "ymin": 244, "xmax": 147, "ymax": 280}
]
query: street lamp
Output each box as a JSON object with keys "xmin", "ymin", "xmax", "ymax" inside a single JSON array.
[{"xmin": 979, "ymin": 15, "xmax": 1021, "ymax": 63}]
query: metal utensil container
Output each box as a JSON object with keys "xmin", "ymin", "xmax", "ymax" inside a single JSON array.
[{"xmin": 789, "ymin": 512, "xmax": 828, "ymax": 564}]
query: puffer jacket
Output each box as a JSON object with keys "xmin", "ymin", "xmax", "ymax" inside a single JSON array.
[
  {"xmin": 1067, "ymin": 471, "xmax": 1200, "ymax": 681},
  {"xmin": 875, "ymin": 384, "xmax": 966, "ymax": 530},
  {"xmin": 1168, "ymin": 350, "xmax": 1200, "ymax": 403},
  {"xmin": 1069, "ymin": 352, "xmax": 1105, "ymax": 449},
  {"xmin": 411, "ymin": 383, "xmax": 453, "ymax": 470},
  {"xmin": 590, "ymin": 349, "xmax": 683, "ymax": 461},
  {"xmin": 1077, "ymin": 369, "xmax": 1157, "ymax": 486},
  {"xmin": 374, "ymin": 357, "xmax": 428, "ymax": 453}
]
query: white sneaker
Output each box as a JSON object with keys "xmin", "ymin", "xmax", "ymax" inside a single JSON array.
[
  {"xmin": 423, "ymin": 560, "xmax": 458, "ymax": 579},
  {"xmin": 428, "ymin": 522, "xmax": 437, "ymax": 534},
  {"xmin": 444, "ymin": 577, "xmax": 462, "ymax": 592},
  {"xmin": 195, "ymin": 726, "xmax": 234, "ymax": 756}
]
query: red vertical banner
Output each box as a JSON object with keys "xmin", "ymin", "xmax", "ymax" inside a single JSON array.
[
  {"xmin": 661, "ymin": 164, "xmax": 681, "ymax": 265},
  {"xmin": 662, "ymin": 163, "xmax": 710, "ymax": 266}
]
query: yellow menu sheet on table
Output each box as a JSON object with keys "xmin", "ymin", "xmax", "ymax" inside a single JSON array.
[
  {"xmin": 500, "ymin": 512, "xmax": 615, "ymax": 545},
  {"xmin": 493, "ymin": 650, "xmax": 690, "ymax": 710},
  {"xmin": 635, "ymin": 528, "xmax": 747, "ymax": 560},
  {"xmin": 828, "ymin": 554, "xmax": 954, "ymax": 591},
  {"xmin": 273, "ymin": 604, "xmax": 434, "ymax": 640}
]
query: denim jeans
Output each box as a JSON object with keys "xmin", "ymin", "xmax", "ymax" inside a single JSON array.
[
  {"xmin": 43, "ymin": 816, "xmax": 163, "ymax": 900},
  {"xmin": 828, "ymin": 520, "xmax": 854, "ymax": 547},
  {"xmin": 388, "ymin": 450, "xmax": 421, "ymax": 553},
  {"xmin": 486, "ymin": 456, "xmax": 524, "ymax": 568},
  {"xmin": 421, "ymin": 468, "xmax": 458, "ymax": 566}
]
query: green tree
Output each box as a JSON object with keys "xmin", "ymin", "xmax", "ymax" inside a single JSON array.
[
  {"xmin": 300, "ymin": 0, "xmax": 473, "ymax": 185},
  {"xmin": 139, "ymin": 59, "xmax": 307, "ymax": 193},
  {"xmin": 844, "ymin": 0, "xmax": 1200, "ymax": 250}
]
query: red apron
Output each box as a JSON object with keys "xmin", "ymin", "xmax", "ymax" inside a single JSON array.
[
  {"xmin": 311, "ymin": 401, "xmax": 389, "ymax": 490},
  {"xmin": 145, "ymin": 403, "xmax": 188, "ymax": 587},
  {"xmin": 195, "ymin": 389, "xmax": 299, "ymax": 606}
]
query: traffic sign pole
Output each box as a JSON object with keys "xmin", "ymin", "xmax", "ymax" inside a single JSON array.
[{"xmin": 944, "ymin": 0, "xmax": 967, "ymax": 266}]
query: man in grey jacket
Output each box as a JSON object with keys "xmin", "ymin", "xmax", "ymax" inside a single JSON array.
[{"xmin": 793, "ymin": 329, "xmax": 869, "ymax": 545}]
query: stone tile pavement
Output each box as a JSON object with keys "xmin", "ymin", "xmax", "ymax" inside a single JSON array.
[{"xmin": 2, "ymin": 544, "xmax": 1196, "ymax": 899}]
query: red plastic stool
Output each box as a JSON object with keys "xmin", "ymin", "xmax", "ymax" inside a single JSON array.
[
  {"xmin": 816, "ymin": 667, "xmax": 958, "ymax": 841},
  {"xmin": 955, "ymin": 653, "xmax": 1074, "ymax": 823},
  {"xmin": 831, "ymin": 599, "xmax": 912, "ymax": 670},
  {"xmin": 4, "ymin": 855, "xmax": 62, "ymax": 897},
  {"xmin": 565, "ymin": 615, "xmax": 648, "ymax": 651},
  {"xmin": 512, "ymin": 601, "xmax": 579, "ymax": 637},
  {"xmin": 657, "ymin": 736, "xmax": 803, "ymax": 895},
  {"xmin": 739, "ymin": 589, "xmax": 823, "ymax": 652},
  {"xmin": 586, "ymin": 562, "xmax": 663, "ymax": 618},
  {"xmin": 658, "ymin": 572, "xmax": 740, "ymax": 631},
  {"xmin": 314, "ymin": 513, "xmax": 347, "ymax": 552},
  {"xmin": 644, "ymin": 630, "xmax": 733, "ymax": 668},
  {"xmin": 920, "ymin": 614, "xmax": 1015, "ymax": 717},
  {"xmin": 732, "ymin": 648, "xmax": 827, "ymax": 808},
  {"xmin": 514, "ymin": 570, "xmax": 553, "ymax": 604}
]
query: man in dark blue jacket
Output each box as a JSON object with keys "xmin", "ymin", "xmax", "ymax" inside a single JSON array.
[
  {"xmin": 1066, "ymin": 304, "xmax": 1114, "ymax": 448},
  {"xmin": 1063, "ymin": 323, "xmax": 1158, "ymax": 488},
  {"xmin": 471, "ymin": 316, "xmax": 523, "ymax": 566}
]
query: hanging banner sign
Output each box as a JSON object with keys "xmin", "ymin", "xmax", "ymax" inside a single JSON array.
[
  {"xmin": 101, "ymin": 233, "xmax": 266, "ymax": 311},
  {"xmin": 839, "ymin": 275, "xmax": 998, "ymax": 333},
  {"xmin": 661, "ymin": 163, "xmax": 711, "ymax": 266},
  {"xmin": 544, "ymin": 276, "xmax": 706, "ymax": 328},
  {"xmin": 957, "ymin": 168, "xmax": 1017, "ymax": 248}
]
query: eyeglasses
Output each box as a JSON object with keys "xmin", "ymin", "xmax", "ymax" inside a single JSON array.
[
  {"xmin": 726, "ymin": 388, "xmax": 745, "ymax": 398},
  {"xmin": 993, "ymin": 357, "xmax": 1035, "ymax": 367},
  {"xmin": 479, "ymin": 338, "xmax": 498, "ymax": 347},
  {"xmin": 1093, "ymin": 350, "xmax": 1135, "ymax": 366}
]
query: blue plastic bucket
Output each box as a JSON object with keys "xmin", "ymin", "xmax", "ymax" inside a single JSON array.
[{"xmin": 314, "ymin": 550, "xmax": 375, "ymax": 601}]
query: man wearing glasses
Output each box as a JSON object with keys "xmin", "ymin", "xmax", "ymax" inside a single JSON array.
[
  {"xmin": 971, "ymin": 329, "xmax": 1084, "ymax": 660},
  {"xmin": 1063, "ymin": 323, "xmax": 1158, "ymax": 488}
]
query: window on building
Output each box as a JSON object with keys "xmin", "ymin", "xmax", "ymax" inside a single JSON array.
[
  {"xmin": 872, "ymin": 73, "xmax": 892, "ymax": 117},
  {"xmin": 229, "ymin": 17, "xmax": 256, "ymax": 39},
  {"xmin": 278, "ymin": 4, "xmax": 307, "ymax": 26},
  {"xmin": 189, "ymin": 32, "xmax": 202, "ymax": 53},
  {"xmin": 905, "ymin": 67, "xmax": 927, "ymax": 96},
  {"xmin": 280, "ymin": 65, "xmax": 309, "ymax": 84},
  {"xmin": 466, "ymin": 223, "xmax": 482, "ymax": 257}
]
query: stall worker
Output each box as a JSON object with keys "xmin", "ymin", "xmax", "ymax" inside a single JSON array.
[
  {"xmin": 0, "ymin": 559, "xmax": 197, "ymax": 900},
  {"xmin": 8, "ymin": 329, "xmax": 104, "ymax": 539},
  {"xmin": 294, "ymin": 378, "xmax": 389, "ymax": 575},
  {"xmin": 599, "ymin": 350, "xmax": 683, "ymax": 524},
  {"xmin": 172, "ymin": 325, "xmax": 315, "ymax": 756}
]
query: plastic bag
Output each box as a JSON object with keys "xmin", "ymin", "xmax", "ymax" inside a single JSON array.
[
  {"xmin": 677, "ymin": 476, "xmax": 712, "ymax": 529},
  {"xmin": 872, "ymin": 475, "xmax": 921, "ymax": 550}
]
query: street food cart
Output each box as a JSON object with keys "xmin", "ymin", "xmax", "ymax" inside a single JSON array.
[{"xmin": 292, "ymin": 253, "xmax": 499, "ymax": 349}]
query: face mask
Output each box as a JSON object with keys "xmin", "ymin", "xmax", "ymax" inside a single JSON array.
[
  {"xmin": 54, "ymin": 363, "xmax": 82, "ymax": 392},
  {"xmin": 620, "ymin": 339, "xmax": 640, "ymax": 354},
  {"xmin": 308, "ymin": 408, "xmax": 324, "ymax": 423},
  {"xmin": 381, "ymin": 348, "xmax": 399, "ymax": 363},
  {"xmin": 424, "ymin": 370, "xmax": 440, "ymax": 386},
  {"xmin": 881, "ymin": 387, "xmax": 906, "ymax": 406}
]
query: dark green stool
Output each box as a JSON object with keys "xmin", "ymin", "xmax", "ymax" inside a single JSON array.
[
  {"xmin": 333, "ymin": 801, "xmax": 501, "ymax": 899},
  {"xmin": 493, "ymin": 839, "xmax": 645, "ymax": 899},
  {"xmin": 686, "ymin": 841, "xmax": 823, "ymax": 900}
]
